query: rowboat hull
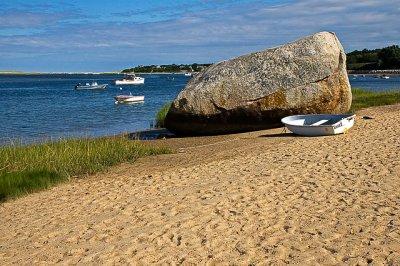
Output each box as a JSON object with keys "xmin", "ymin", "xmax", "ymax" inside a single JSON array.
[
  {"xmin": 114, "ymin": 95, "xmax": 144, "ymax": 104},
  {"xmin": 281, "ymin": 114, "xmax": 356, "ymax": 136}
]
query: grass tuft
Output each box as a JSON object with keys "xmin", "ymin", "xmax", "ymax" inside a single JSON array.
[
  {"xmin": 0, "ymin": 170, "xmax": 64, "ymax": 202},
  {"xmin": 156, "ymin": 102, "xmax": 172, "ymax": 128},
  {"xmin": 0, "ymin": 136, "xmax": 171, "ymax": 202}
]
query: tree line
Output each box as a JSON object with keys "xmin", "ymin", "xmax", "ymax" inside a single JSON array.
[
  {"xmin": 121, "ymin": 63, "xmax": 212, "ymax": 74},
  {"xmin": 347, "ymin": 45, "xmax": 400, "ymax": 70},
  {"xmin": 121, "ymin": 45, "xmax": 400, "ymax": 73}
]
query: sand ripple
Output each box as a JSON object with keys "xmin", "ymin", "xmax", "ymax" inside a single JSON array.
[{"xmin": 1, "ymin": 105, "xmax": 400, "ymax": 265}]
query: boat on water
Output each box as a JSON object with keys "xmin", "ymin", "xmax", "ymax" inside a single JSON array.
[
  {"xmin": 114, "ymin": 74, "xmax": 145, "ymax": 85},
  {"xmin": 380, "ymin": 75, "xmax": 390, "ymax": 79},
  {"xmin": 184, "ymin": 72, "xmax": 192, "ymax": 76},
  {"xmin": 114, "ymin": 94, "xmax": 144, "ymax": 104},
  {"xmin": 74, "ymin": 82, "xmax": 107, "ymax": 90},
  {"xmin": 281, "ymin": 114, "xmax": 356, "ymax": 136}
]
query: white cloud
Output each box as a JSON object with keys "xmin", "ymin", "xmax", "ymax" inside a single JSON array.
[{"xmin": 1, "ymin": 0, "xmax": 399, "ymax": 71}]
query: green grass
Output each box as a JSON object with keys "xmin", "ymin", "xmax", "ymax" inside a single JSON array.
[
  {"xmin": 156, "ymin": 102, "xmax": 172, "ymax": 128},
  {"xmin": 0, "ymin": 136, "xmax": 171, "ymax": 202},
  {"xmin": 350, "ymin": 88, "xmax": 400, "ymax": 112},
  {"xmin": 0, "ymin": 170, "xmax": 62, "ymax": 202}
]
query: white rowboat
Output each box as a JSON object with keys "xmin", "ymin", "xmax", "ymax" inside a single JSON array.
[
  {"xmin": 114, "ymin": 95, "xmax": 144, "ymax": 104},
  {"xmin": 281, "ymin": 114, "xmax": 356, "ymax": 136}
]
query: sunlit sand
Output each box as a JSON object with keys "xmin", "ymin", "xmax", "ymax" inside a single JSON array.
[{"xmin": 1, "ymin": 104, "xmax": 399, "ymax": 264}]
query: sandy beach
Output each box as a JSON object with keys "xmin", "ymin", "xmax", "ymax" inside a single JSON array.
[{"xmin": 1, "ymin": 104, "xmax": 399, "ymax": 265}]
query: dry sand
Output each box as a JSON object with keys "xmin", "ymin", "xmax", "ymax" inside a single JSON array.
[{"xmin": 1, "ymin": 104, "xmax": 400, "ymax": 265}]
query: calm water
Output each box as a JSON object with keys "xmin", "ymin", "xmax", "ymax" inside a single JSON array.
[
  {"xmin": 0, "ymin": 73, "xmax": 399, "ymax": 144},
  {"xmin": 349, "ymin": 75, "xmax": 400, "ymax": 91},
  {"xmin": 0, "ymin": 74, "xmax": 190, "ymax": 144}
]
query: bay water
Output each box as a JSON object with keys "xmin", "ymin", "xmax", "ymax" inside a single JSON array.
[
  {"xmin": 0, "ymin": 73, "xmax": 399, "ymax": 144},
  {"xmin": 0, "ymin": 74, "xmax": 190, "ymax": 144}
]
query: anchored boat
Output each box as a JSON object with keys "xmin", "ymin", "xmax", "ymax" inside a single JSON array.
[
  {"xmin": 281, "ymin": 114, "xmax": 356, "ymax": 136},
  {"xmin": 114, "ymin": 94, "xmax": 144, "ymax": 104},
  {"xmin": 74, "ymin": 82, "xmax": 107, "ymax": 90},
  {"xmin": 114, "ymin": 74, "xmax": 145, "ymax": 85}
]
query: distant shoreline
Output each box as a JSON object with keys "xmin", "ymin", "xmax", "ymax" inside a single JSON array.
[
  {"xmin": 0, "ymin": 71, "xmax": 193, "ymax": 75},
  {"xmin": 1, "ymin": 69, "xmax": 400, "ymax": 76},
  {"xmin": 347, "ymin": 69, "xmax": 400, "ymax": 75},
  {"xmin": 0, "ymin": 71, "xmax": 120, "ymax": 75}
]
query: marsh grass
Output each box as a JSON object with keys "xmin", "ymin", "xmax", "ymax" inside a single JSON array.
[
  {"xmin": 156, "ymin": 102, "xmax": 172, "ymax": 127},
  {"xmin": 350, "ymin": 88, "xmax": 400, "ymax": 112},
  {"xmin": 0, "ymin": 170, "xmax": 62, "ymax": 202},
  {"xmin": 0, "ymin": 136, "xmax": 171, "ymax": 202}
]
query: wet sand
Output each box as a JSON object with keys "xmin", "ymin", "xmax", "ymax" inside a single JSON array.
[{"xmin": 1, "ymin": 104, "xmax": 399, "ymax": 265}]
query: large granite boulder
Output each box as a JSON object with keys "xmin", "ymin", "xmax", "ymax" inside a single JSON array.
[{"xmin": 165, "ymin": 31, "xmax": 352, "ymax": 135}]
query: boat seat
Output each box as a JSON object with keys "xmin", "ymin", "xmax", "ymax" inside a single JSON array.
[{"xmin": 311, "ymin": 119, "xmax": 332, "ymax": 126}]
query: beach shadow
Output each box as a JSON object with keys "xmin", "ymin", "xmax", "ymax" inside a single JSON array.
[
  {"xmin": 258, "ymin": 132, "xmax": 296, "ymax": 138},
  {"xmin": 128, "ymin": 128, "xmax": 176, "ymax": 140}
]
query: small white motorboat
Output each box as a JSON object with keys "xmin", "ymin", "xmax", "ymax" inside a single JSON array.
[
  {"xmin": 184, "ymin": 72, "xmax": 192, "ymax": 76},
  {"xmin": 114, "ymin": 74, "xmax": 145, "ymax": 85},
  {"xmin": 75, "ymin": 82, "xmax": 107, "ymax": 90},
  {"xmin": 281, "ymin": 114, "xmax": 356, "ymax": 136},
  {"xmin": 114, "ymin": 94, "xmax": 144, "ymax": 104}
]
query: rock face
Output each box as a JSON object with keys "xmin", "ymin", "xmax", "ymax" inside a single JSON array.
[{"xmin": 165, "ymin": 31, "xmax": 352, "ymax": 135}]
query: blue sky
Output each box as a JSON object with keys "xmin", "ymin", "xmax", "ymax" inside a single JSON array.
[{"xmin": 1, "ymin": 0, "xmax": 399, "ymax": 72}]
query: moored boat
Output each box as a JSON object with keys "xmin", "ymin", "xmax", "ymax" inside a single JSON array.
[
  {"xmin": 281, "ymin": 114, "xmax": 356, "ymax": 136},
  {"xmin": 74, "ymin": 82, "xmax": 107, "ymax": 90},
  {"xmin": 114, "ymin": 74, "xmax": 145, "ymax": 85},
  {"xmin": 114, "ymin": 94, "xmax": 144, "ymax": 104}
]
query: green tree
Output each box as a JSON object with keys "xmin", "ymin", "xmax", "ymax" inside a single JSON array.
[
  {"xmin": 378, "ymin": 45, "xmax": 400, "ymax": 69},
  {"xmin": 191, "ymin": 63, "xmax": 198, "ymax": 72}
]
